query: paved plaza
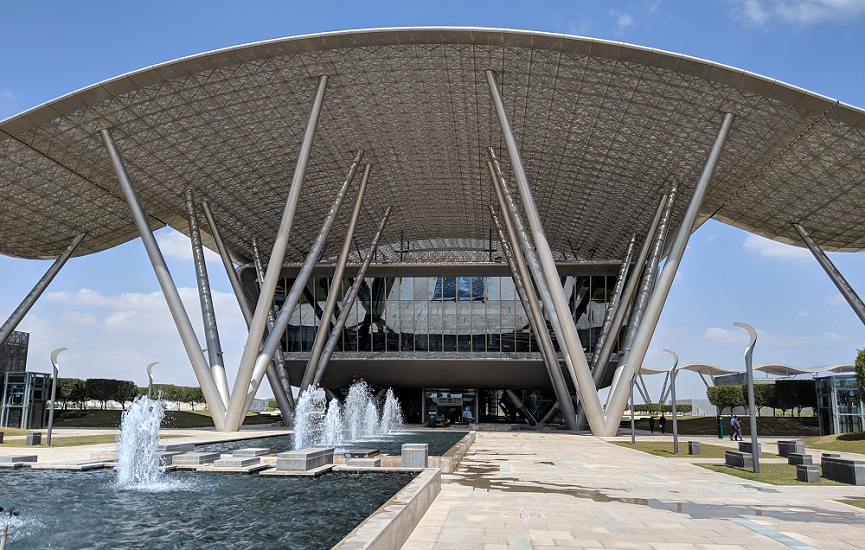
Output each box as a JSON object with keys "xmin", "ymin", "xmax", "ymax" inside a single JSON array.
[{"xmin": 403, "ymin": 431, "xmax": 865, "ymax": 550}]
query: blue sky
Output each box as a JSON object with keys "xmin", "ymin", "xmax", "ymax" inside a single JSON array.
[{"xmin": 1, "ymin": 0, "xmax": 863, "ymax": 401}]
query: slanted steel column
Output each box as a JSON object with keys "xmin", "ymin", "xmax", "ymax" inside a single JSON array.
[
  {"xmin": 203, "ymin": 202, "xmax": 294, "ymax": 415},
  {"xmin": 185, "ymin": 189, "xmax": 229, "ymax": 407},
  {"xmin": 250, "ymin": 241, "xmax": 296, "ymax": 418},
  {"xmin": 602, "ymin": 112, "xmax": 735, "ymax": 436},
  {"xmin": 607, "ymin": 185, "xmax": 678, "ymax": 398},
  {"xmin": 100, "ymin": 128, "xmax": 227, "ymax": 430},
  {"xmin": 301, "ymin": 162, "xmax": 371, "ymax": 392},
  {"xmin": 487, "ymin": 151, "xmax": 588, "ymax": 430},
  {"xmin": 590, "ymin": 197, "xmax": 667, "ymax": 386},
  {"xmin": 485, "ymin": 73, "xmax": 605, "ymax": 433},
  {"xmin": 792, "ymin": 222, "xmax": 865, "ymax": 325},
  {"xmin": 590, "ymin": 235, "xmax": 635, "ymax": 373},
  {"xmin": 229, "ymin": 152, "xmax": 364, "ymax": 426},
  {"xmin": 505, "ymin": 389, "xmax": 537, "ymax": 425},
  {"xmin": 312, "ymin": 208, "xmax": 392, "ymax": 387},
  {"xmin": 201, "ymin": 200, "xmax": 254, "ymax": 323},
  {"xmin": 488, "ymin": 178, "xmax": 577, "ymax": 430},
  {"xmin": 228, "ymin": 75, "xmax": 329, "ymax": 430},
  {"xmin": 0, "ymin": 233, "xmax": 85, "ymax": 346}
]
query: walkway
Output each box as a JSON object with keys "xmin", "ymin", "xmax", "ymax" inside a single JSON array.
[{"xmin": 402, "ymin": 431, "xmax": 865, "ymax": 550}]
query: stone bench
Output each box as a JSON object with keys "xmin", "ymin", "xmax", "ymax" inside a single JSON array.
[
  {"xmin": 777, "ymin": 440, "xmax": 805, "ymax": 457},
  {"xmin": 276, "ymin": 447, "xmax": 334, "ymax": 471},
  {"xmin": 737, "ymin": 442, "xmax": 761, "ymax": 456},
  {"xmin": 345, "ymin": 448, "xmax": 380, "ymax": 458},
  {"xmin": 0, "ymin": 432, "xmax": 4, "ymax": 443},
  {"xmin": 25, "ymin": 432, "xmax": 42, "ymax": 446},
  {"xmin": 787, "ymin": 453, "xmax": 813, "ymax": 466},
  {"xmin": 233, "ymin": 447, "xmax": 270, "ymax": 457},
  {"xmin": 0, "ymin": 455, "xmax": 37, "ymax": 463},
  {"xmin": 213, "ymin": 456, "xmax": 261, "ymax": 468},
  {"xmin": 687, "ymin": 441, "xmax": 700, "ymax": 455},
  {"xmin": 725, "ymin": 450, "xmax": 753, "ymax": 469},
  {"xmin": 157, "ymin": 442, "xmax": 195, "ymax": 453},
  {"xmin": 821, "ymin": 457, "xmax": 865, "ymax": 485},
  {"xmin": 171, "ymin": 452, "xmax": 221, "ymax": 465},
  {"xmin": 822, "ymin": 453, "xmax": 841, "ymax": 460},
  {"xmin": 796, "ymin": 464, "xmax": 820, "ymax": 483},
  {"xmin": 345, "ymin": 457, "xmax": 381, "ymax": 467},
  {"xmin": 401, "ymin": 443, "xmax": 429, "ymax": 468}
]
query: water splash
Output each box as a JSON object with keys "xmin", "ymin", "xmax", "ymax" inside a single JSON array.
[
  {"xmin": 293, "ymin": 380, "xmax": 403, "ymax": 449},
  {"xmin": 115, "ymin": 396, "xmax": 165, "ymax": 490}
]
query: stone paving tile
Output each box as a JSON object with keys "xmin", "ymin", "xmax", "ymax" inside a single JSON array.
[{"xmin": 402, "ymin": 431, "xmax": 865, "ymax": 549}]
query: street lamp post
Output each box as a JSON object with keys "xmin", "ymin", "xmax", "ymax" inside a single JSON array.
[
  {"xmin": 46, "ymin": 347, "xmax": 66, "ymax": 446},
  {"xmin": 664, "ymin": 349, "xmax": 679, "ymax": 454},
  {"xmin": 734, "ymin": 322, "xmax": 760, "ymax": 473},
  {"xmin": 146, "ymin": 362, "xmax": 159, "ymax": 400}
]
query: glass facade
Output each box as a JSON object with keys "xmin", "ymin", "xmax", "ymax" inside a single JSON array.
[
  {"xmin": 277, "ymin": 275, "xmax": 620, "ymax": 356},
  {"xmin": 816, "ymin": 375, "xmax": 864, "ymax": 435}
]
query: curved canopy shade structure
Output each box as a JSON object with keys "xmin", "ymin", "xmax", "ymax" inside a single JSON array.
[
  {"xmin": 1, "ymin": 27, "xmax": 864, "ymax": 264},
  {"xmin": 678, "ymin": 363, "xmax": 740, "ymax": 378},
  {"xmin": 3, "ymin": 27, "xmax": 863, "ymax": 434}
]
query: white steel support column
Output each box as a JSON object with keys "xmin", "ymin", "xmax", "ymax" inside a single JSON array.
[
  {"xmin": 203, "ymin": 201, "xmax": 294, "ymax": 415},
  {"xmin": 792, "ymin": 222, "xmax": 865, "ymax": 325},
  {"xmin": 607, "ymin": 184, "xmax": 678, "ymax": 398},
  {"xmin": 250, "ymin": 241, "xmax": 296, "ymax": 418},
  {"xmin": 0, "ymin": 233, "xmax": 85, "ymax": 346},
  {"xmin": 301, "ymin": 163, "xmax": 372, "ymax": 392},
  {"xmin": 486, "ymin": 70, "xmax": 605, "ymax": 433},
  {"xmin": 488, "ymin": 172, "xmax": 577, "ymax": 430},
  {"xmin": 489, "ymin": 206, "xmax": 577, "ymax": 429},
  {"xmin": 591, "ymin": 197, "xmax": 667, "ymax": 385},
  {"xmin": 201, "ymin": 200, "xmax": 254, "ymax": 323},
  {"xmin": 590, "ymin": 235, "xmax": 635, "ymax": 372},
  {"xmin": 602, "ymin": 112, "xmax": 735, "ymax": 436},
  {"xmin": 100, "ymin": 128, "xmax": 227, "ymax": 430},
  {"xmin": 227, "ymin": 75, "xmax": 329, "ymax": 430},
  {"xmin": 229, "ymin": 151, "xmax": 364, "ymax": 426},
  {"xmin": 312, "ymin": 208, "xmax": 392, "ymax": 388},
  {"xmin": 185, "ymin": 189, "xmax": 229, "ymax": 407}
]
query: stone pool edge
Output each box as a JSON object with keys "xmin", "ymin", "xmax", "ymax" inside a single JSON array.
[{"xmin": 333, "ymin": 467, "xmax": 442, "ymax": 550}]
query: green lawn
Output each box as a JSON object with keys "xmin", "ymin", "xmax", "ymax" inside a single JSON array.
[
  {"xmin": 699, "ymin": 463, "xmax": 844, "ymax": 486},
  {"xmin": 629, "ymin": 415, "xmax": 819, "ymax": 436},
  {"xmin": 0, "ymin": 433, "xmax": 182, "ymax": 448},
  {"xmin": 804, "ymin": 432, "xmax": 865, "ymax": 454},
  {"xmin": 614, "ymin": 441, "xmax": 777, "ymax": 459}
]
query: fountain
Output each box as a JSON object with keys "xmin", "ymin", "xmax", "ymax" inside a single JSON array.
[
  {"xmin": 293, "ymin": 380, "xmax": 404, "ymax": 450},
  {"xmin": 115, "ymin": 395, "xmax": 165, "ymax": 489}
]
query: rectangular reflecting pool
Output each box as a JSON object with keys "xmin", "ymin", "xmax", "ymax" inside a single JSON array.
[
  {"xmin": 198, "ymin": 430, "xmax": 469, "ymax": 456},
  {"xmin": 1, "ymin": 469, "xmax": 415, "ymax": 549}
]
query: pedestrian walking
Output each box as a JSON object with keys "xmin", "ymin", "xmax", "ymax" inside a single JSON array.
[
  {"xmin": 648, "ymin": 415, "xmax": 655, "ymax": 433},
  {"xmin": 659, "ymin": 414, "xmax": 667, "ymax": 434},
  {"xmin": 730, "ymin": 415, "xmax": 742, "ymax": 441}
]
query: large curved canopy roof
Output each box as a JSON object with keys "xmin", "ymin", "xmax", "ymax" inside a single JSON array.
[{"xmin": 2, "ymin": 27, "xmax": 864, "ymax": 264}]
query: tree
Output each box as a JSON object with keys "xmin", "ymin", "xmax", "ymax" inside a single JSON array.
[
  {"xmin": 112, "ymin": 380, "xmax": 138, "ymax": 410},
  {"xmin": 56, "ymin": 378, "xmax": 86, "ymax": 409},
  {"xmin": 789, "ymin": 379, "xmax": 817, "ymax": 416},
  {"xmin": 753, "ymin": 384, "xmax": 776, "ymax": 416},
  {"xmin": 85, "ymin": 378, "xmax": 114, "ymax": 409},
  {"xmin": 707, "ymin": 385, "xmax": 744, "ymax": 415},
  {"xmin": 772, "ymin": 380, "xmax": 798, "ymax": 417}
]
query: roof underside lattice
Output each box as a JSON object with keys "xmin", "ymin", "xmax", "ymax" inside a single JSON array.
[{"xmin": 1, "ymin": 28, "xmax": 864, "ymax": 264}]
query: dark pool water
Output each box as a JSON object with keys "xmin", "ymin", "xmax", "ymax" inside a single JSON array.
[
  {"xmin": 0, "ymin": 469, "xmax": 415, "ymax": 549},
  {"xmin": 199, "ymin": 430, "xmax": 468, "ymax": 456}
]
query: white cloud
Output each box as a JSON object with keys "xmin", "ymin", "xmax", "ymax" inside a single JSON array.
[
  {"xmin": 553, "ymin": 14, "xmax": 592, "ymax": 36},
  {"xmin": 825, "ymin": 293, "xmax": 847, "ymax": 305},
  {"xmin": 742, "ymin": 234, "xmax": 811, "ymax": 260},
  {"xmin": 702, "ymin": 326, "xmax": 848, "ymax": 347},
  {"xmin": 797, "ymin": 310, "xmax": 810, "ymax": 317},
  {"xmin": 610, "ymin": 9, "xmax": 636, "ymax": 30},
  {"xmin": 733, "ymin": 0, "xmax": 865, "ymax": 26},
  {"xmin": 0, "ymin": 89, "xmax": 16, "ymax": 114},
  {"xmin": 60, "ymin": 311, "xmax": 98, "ymax": 326},
  {"xmin": 156, "ymin": 229, "xmax": 220, "ymax": 262},
  {"xmin": 702, "ymin": 327, "xmax": 750, "ymax": 345}
]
